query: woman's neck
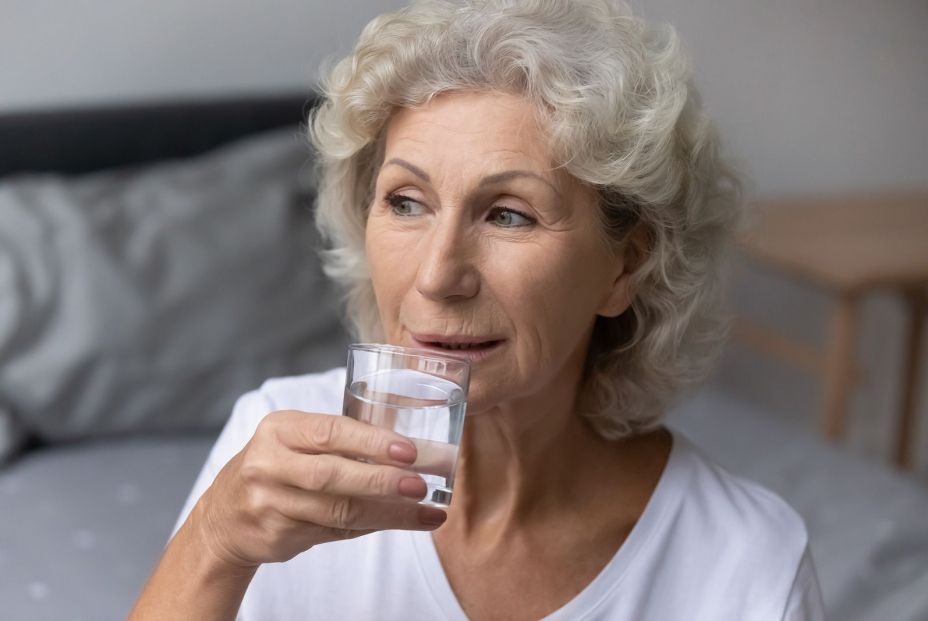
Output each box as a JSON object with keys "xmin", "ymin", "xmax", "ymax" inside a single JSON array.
[
  {"xmin": 441, "ymin": 389, "xmax": 671, "ymax": 547},
  {"xmin": 435, "ymin": 321, "xmax": 673, "ymax": 548},
  {"xmin": 450, "ymin": 391, "xmax": 593, "ymax": 531}
]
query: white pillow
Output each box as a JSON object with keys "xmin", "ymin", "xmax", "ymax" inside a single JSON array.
[{"xmin": 0, "ymin": 128, "xmax": 349, "ymax": 459}]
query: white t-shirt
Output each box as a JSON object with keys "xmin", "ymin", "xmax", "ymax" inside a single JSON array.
[{"xmin": 174, "ymin": 368, "xmax": 825, "ymax": 620}]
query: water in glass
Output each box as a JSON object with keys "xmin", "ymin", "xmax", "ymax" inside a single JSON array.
[{"xmin": 343, "ymin": 368, "xmax": 466, "ymax": 507}]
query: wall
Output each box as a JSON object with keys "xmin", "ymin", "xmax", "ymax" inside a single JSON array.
[
  {"xmin": 639, "ymin": 0, "xmax": 928, "ymax": 196},
  {"xmin": 3, "ymin": 0, "xmax": 925, "ymax": 192},
  {"xmin": 0, "ymin": 0, "xmax": 406, "ymax": 111},
  {"xmin": 4, "ymin": 0, "xmax": 925, "ymax": 193}
]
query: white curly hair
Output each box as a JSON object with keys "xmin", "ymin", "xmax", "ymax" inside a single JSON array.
[{"xmin": 307, "ymin": 0, "xmax": 742, "ymax": 439}]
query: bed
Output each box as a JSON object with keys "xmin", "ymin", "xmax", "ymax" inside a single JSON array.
[{"xmin": 1, "ymin": 94, "xmax": 926, "ymax": 621}]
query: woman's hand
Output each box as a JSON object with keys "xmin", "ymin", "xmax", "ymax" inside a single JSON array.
[{"xmin": 191, "ymin": 410, "xmax": 448, "ymax": 570}]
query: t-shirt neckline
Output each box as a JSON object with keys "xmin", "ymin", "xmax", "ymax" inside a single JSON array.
[{"xmin": 407, "ymin": 428, "xmax": 692, "ymax": 620}]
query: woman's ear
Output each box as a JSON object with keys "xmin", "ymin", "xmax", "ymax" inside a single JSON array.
[{"xmin": 597, "ymin": 224, "xmax": 649, "ymax": 318}]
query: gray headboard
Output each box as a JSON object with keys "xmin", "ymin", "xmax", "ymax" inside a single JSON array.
[{"xmin": 0, "ymin": 92, "xmax": 318, "ymax": 177}]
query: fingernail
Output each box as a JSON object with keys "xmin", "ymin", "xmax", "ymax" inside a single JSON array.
[
  {"xmin": 388, "ymin": 442, "xmax": 417, "ymax": 463},
  {"xmin": 419, "ymin": 507, "xmax": 447, "ymax": 527},
  {"xmin": 398, "ymin": 476, "xmax": 427, "ymax": 499}
]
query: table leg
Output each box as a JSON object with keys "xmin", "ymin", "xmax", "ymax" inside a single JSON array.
[
  {"xmin": 823, "ymin": 293, "xmax": 858, "ymax": 441},
  {"xmin": 895, "ymin": 288, "xmax": 927, "ymax": 469}
]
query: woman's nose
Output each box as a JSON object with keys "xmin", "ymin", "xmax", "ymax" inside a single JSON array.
[{"xmin": 414, "ymin": 219, "xmax": 480, "ymax": 302}]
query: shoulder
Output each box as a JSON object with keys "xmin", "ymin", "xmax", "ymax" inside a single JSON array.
[
  {"xmin": 229, "ymin": 367, "xmax": 347, "ymax": 429},
  {"xmin": 205, "ymin": 367, "xmax": 347, "ymax": 469},
  {"xmin": 671, "ymin": 431, "xmax": 809, "ymax": 552},
  {"xmin": 258, "ymin": 366, "xmax": 348, "ymax": 414},
  {"xmin": 661, "ymin": 431, "xmax": 813, "ymax": 616}
]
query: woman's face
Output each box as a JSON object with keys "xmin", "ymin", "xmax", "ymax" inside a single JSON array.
[{"xmin": 366, "ymin": 91, "xmax": 633, "ymax": 413}]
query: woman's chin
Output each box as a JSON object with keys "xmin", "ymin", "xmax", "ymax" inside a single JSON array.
[
  {"xmin": 461, "ymin": 382, "xmax": 509, "ymax": 416},
  {"xmin": 463, "ymin": 403, "xmax": 493, "ymax": 417}
]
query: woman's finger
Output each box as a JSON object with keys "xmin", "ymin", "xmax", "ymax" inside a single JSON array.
[
  {"xmin": 270, "ymin": 488, "xmax": 447, "ymax": 533},
  {"xmin": 275, "ymin": 452, "xmax": 429, "ymax": 503},
  {"xmin": 268, "ymin": 411, "xmax": 419, "ymax": 466},
  {"xmin": 409, "ymin": 437, "xmax": 457, "ymax": 479}
]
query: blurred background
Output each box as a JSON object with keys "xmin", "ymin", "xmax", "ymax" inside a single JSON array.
[{"xmin": 1, "ymin": 0, "xmax": 926, "ymax": 620}]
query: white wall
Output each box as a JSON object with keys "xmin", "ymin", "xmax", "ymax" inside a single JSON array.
[
  {"xmin": 3, "ymin": 0, "xmax": 924, "ymax": 193},
  {"xmin": 0, "ymin": 0, "xmax": 406, "ymax": 111},
  {"xmin": 638, "ymin": 0, "xmax": 928, "ymax": 197}
]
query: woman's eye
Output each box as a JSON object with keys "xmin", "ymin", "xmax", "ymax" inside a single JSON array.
[
  {"xmin": 488, "ymin": 207, "xmax": 535, "ymax": 228},
  {"xmin": 385, "ymin": 193, "xmax": 426, "ymax": 216}
]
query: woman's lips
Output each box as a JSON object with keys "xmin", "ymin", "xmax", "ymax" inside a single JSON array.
[{"xmin": 410, "ymin": 335, "xmax": 505, "ymax": 362}]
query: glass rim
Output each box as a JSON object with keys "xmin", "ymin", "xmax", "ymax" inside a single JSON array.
[{"xmin": 348, "ymin": 342, "xmax": 471, "ymax": 367}]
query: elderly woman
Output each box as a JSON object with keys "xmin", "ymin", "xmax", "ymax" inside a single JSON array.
[{"xmin": 131, "ymin": 1, "xmax": 824, "ymax": 619}]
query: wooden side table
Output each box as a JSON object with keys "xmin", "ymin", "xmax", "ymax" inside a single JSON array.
[{"xmin": 735, "ymin": 192, "xmax": 928, "ymax": 469}]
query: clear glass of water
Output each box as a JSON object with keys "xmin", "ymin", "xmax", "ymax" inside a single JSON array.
[{"xmin": 342, "ymin": 343, "xmax": 470, "ymax": 508}]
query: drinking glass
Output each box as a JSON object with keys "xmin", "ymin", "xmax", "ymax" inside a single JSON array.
[{"xmin": 342, "ymin": 344, "xmax": 470, "ymax": 508}]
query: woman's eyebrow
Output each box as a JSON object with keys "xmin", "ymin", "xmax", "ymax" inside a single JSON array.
[
  {"xmin": 383, "ymin": 158, "xmax": 431, "ymax": 182},
  {"xmin": 479, "ymin": 170, "xmax": 562, "ymax": 199},
  {"xmin": 382, "ymin": 158, "xmax": 562, "ymax": 198}
]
